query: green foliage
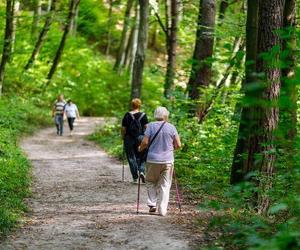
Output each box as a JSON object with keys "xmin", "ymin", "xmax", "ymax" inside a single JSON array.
[{"xmin": 0, "ymin": 97, "xmax": 50, "ymax": 236}]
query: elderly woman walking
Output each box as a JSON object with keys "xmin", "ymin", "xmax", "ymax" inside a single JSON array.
[{"xmin": 139, "ymin": 107, "xmax": 181, "ymax": 216}]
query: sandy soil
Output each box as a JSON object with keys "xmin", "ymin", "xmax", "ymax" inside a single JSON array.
[{"xmin": 0, "ymin": 118, "xmax": 197, "ymax": 250}]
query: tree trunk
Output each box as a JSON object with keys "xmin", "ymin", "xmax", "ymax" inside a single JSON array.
[
  {"xmin": 130, "ymin": 0, "xmax": 149, "ymax": 99},
  {"xmin": 105, "ymin": 0, "xmax": 113, "ymax": 55},
  {"xmin": 164, "ymin": 0, "xmax": 179, "ymax": 98},
  {"xmin": 25, "ymin": 0, "xmax": 57, "ymax": 70},
  {"xmin": 11, "ymin": 0, "xmax": 20, "ymax": 56},
  {"xmin": 0, "ymin": 0, "xmax": 15, "ymax": 95},
  {"xmin": 124, "ymin": 24, "xmax": 135, "ymax": 69},
  {"xmin": 70, "ymin": 3, "xmax": 79, "ymax": 36},
  {"xmin": 187, "ymin": 0, "xmax": 216, "ymax": 120},
  {"xmin": 231, "ymin": 0, "xmax": 284, "ymax": 214},
  {"xmin": 114, "ymin": 0, "xmax": 134, "ymax": 72},
  {"xmin": 32, "ymin": 0, "xmax": 42, "ymax": 39},
  {"xmin": 280, "ymin": 0, "xmax": 297, "ymax": 141},
  {"xmin": 44, "ymin": 0, "xmax": 80, "ymax": 88},
  {"xmin": 128, "ymin": 3, "xmax": 140, "ymax": 73},
  {"xmin": 230, "ymin": 0, "xmax": 259, "ymax": 184},
  {"xmin": 48, "ymin": 0, "xmax": 52, "ymax": 12},
  {"xmin": 218, "ymin": 0, "xmax": 228, "ymax": 25}
]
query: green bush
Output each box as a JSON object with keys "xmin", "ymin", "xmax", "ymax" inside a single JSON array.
[{"xmin": 0, "ymin": 97, "xmax": 50, "ymax": 236}]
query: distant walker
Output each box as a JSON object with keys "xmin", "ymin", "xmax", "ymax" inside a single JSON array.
[{"xmin": 64, "ymin": 99, "xmax": 80, "ymax": 136}]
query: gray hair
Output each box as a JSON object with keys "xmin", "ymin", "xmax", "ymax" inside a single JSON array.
[{"xmin": 154, "ymin": 106, "xmax": 170, "ymax": 121}]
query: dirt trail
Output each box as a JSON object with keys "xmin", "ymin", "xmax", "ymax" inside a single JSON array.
[{"xmin": 0, "ymin": 118, "xmax": 196, "ymax": 250}]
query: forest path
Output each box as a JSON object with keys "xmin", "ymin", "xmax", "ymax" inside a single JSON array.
[{"xmin": 0, "ymin": 117, "xmax": 197, "ymax": 250}]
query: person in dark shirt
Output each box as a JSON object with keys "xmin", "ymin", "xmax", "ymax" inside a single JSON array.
[{"xmin": 121, "ymin": 98, "xmax": 148, "ymax": 183}]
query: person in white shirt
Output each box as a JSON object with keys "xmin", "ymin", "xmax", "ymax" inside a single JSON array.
[{"xmin": 64, "ymin": 100, "xmax": 80, "ymax": 136}]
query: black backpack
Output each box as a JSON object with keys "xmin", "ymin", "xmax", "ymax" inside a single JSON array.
[{"xmin": 127, "ymin": 112, "xmax": 145, "ymax": 138}]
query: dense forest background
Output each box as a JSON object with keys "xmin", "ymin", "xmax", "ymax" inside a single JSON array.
[{"xmin": 0, "ymin": 0, "xmax": 299, "ymax": 249}]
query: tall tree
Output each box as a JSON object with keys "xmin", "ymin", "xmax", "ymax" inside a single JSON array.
[
  {"xmin": 44, "ymin": 0, "xmax": 80, "ymax": 88},
  {"xmin": 164, "ymin": 0, "xmax": 179, "ymax": 98},
  {"xmin": 0, "ymin": 0, "xmax": 15, "ymax": 95},
  {"xmin": 105, "ymin": 0, "xmax": 113, "ymax": 55},
  {"xmin": 114, "ymin": 0, "xmax": 135, "ymax": 72},
  {"xmin": 218, "ymin": 0, "xmax": 228, "ymax": 24},
  {"xmin": 231, "ymin": 0, "xmax": 284, "ymax": 213},
  {"xmin": 25, "ymin": 0, "xmax": 57, "ymax": 70},
  {"xmin": 11, "ymin": 0, "xmax": 20, "ymax": 55},
  {"xmin": 230, "ymin": 0, "xmax": 259, "ymax": 184},
  {"xmin": 70, "ymin": 1, "xmax": 79, "ymax": 36},
  {"xmin": 32, "ymin": 0, "xmax": 42, "ymax": 39},
  {"xmin": 130, "ymin": 0, "xmax": 149, "ymax": 99},
  {"xmin": 187, "ymin": 0, "xmax": 216, "ymax": 120},
  {"xmin": 280, "ymin": 0, "xmax": 297, "ymax": 142}
]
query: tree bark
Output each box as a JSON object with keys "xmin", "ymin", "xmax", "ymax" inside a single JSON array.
[
  {"xmin": 70, "ymin": 3, "xmax": 79, "ymax": 36},
  {"xmin": 105, "ymin": 0, "xmax": 113, "ymax": 55},
  {"xmin": 44, "ymin": 0, "xmax": 80, "ymax": 88},
  {"xmin": 128, "ymin": 3, "xmax": 140, "ymax": 72},
  {"xmin": 0, "ymin": 0, "xmax": 15, "ymax": 95},
  {"xmin": 231, "ymin": 0, "xmax": 284, "ymax": 213},
  {"xmin": 11, "ymin": 0, "xmax": 19, "ymax": 55},
  {"xmin": 114, "ymin": 0, "xmax": 134, "ymax": 72},
  {"xmin": 230, "ymin": 0, "xmax": 259, "ymax": 184},
  {"xmin": 187, "ymin": 0, "xmax": 216, "ymax": 120},
  {"xmin": 32, "ymin": 0, "xmax": 42, "ymax": 39},
  {"xmin": 218, "ymin": 0, "xmax": 228, "ymax": 25},
  {"xmin": 130, "ymin": 0, "xmax": 149, "ymax": 99},
  {"xmin": 280, "ymin": 0, "xmax": 297, "ymax": 141},
  {"xmin": 25, "ymin": 0, "xmax": 57, "ymax": 70},
  {"xmin": 164, "ymin": 0, "xmax": 179, "ymax": 98}
]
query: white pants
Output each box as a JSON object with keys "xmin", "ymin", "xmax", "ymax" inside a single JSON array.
[{"xmin": 146, "ymin": 163, "xmax": 173, "ymax": 216}]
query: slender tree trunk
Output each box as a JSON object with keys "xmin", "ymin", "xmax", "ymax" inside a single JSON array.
[
  {"xmin": 32, "ymin": 0, "xmax": 42, "ymax": 39},
  {"xmin": 70, "ymin": 4, "xmax": 79, "ymax": 36},
  {"xmin": 124, "ymin": 24, "xmax": 135, "ymax": 68},
  {"xmin": 48, "ymin": 0, "xmax": 52, "ymax": 12},
  {"xmin": 114, "ymin": 0, "xmax": 134, "ymax": 71},
  {"xmin": 25, "ymin": 0, "xmax": 57, "ymax": 70},
  {"xmin": 11, "ymin": 0, "xmax": 19, "ymax": 56},
  {"xmin": 231, "ymin": 0, "xmax": 284, "ymax": 214},
  {"xmin": 164, "ymin": 0, "xmax": 179, "ymax": 98},
  {"xmin": 149, "ymin": 21, "xmax": 158, "ymax": 49},
  {"xmin": 128, "ymin": 3, "xmax": 140, "ymax": 72},
  {"xmin": 105, "ymin": 0, "xmax": 113, "ymax": 55},
  {"xmin": 230, "ymin": 0, "xmax": 259, "ymax": 184},
  {"xmin": 218, "ymin": 0, "xmax": 228, "ymax": 25},
  {"xmin": 187, "ymin": 0, "xmax": 216, "ymax": 120},
  {"xmin": 0, "ymin": 0, "xmax": 15, "ymax": 95},
  {"xmin": 44, "ymin": 0, "xmax": 80, "ymax": 88},
  {"xmin": 130, "ymin": 0, "xmax": 149, "ymax": 99},
  {"xmin": 280, "ymin": 0, "xmax": 297, "ymax": 141}
]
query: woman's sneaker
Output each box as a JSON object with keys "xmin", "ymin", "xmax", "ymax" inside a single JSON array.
[
  {"xmin": 149, "ymin": 206, "xmax": 156, "ymax": 213},
  {"xmin": 132, "ymin": 179, "xmax": 138, "ymax": 184}
]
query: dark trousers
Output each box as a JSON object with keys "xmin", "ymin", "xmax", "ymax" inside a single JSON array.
[
  {"xmin": 55, "ymin": 114, "xmax": 64, "ymax": 135},
  {"xmin": 124, "ymin": 135, "xmax": 145, "ymax": 180},
  {"xmin": 67, "ymin": 117, "xmax": 76, "ymax": 131}
]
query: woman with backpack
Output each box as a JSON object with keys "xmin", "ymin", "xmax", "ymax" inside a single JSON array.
[
  {"xmin": 138, "ymin": 107, "xmax": 181, "ymax": 216},
  {"xmin": 121, "ymin": 98, "xmax": 149, "ymax": 183}
]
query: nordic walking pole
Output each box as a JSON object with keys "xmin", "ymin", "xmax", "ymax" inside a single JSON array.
[
  {"xmin": 173, "ymin": 168, "xmax": 182, "ymax": 212},
  {"xmin": 136, "ymin": 172, "xmax": 141, "ymax": 214},
  {"xmin": 122, "ymin": 147, "xmax": 125, "ymax": 182}
]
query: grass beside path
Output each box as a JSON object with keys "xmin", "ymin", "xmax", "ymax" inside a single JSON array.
[{"xmin": 0, "ymin": 98, "xmax": 51, "ymax": 237}]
